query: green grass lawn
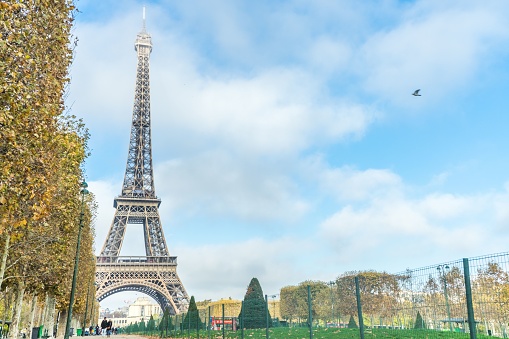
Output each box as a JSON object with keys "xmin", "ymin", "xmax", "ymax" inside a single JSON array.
[{"xmin": 138, "ymin": 327, "xmax": 491, "ymax": 339}]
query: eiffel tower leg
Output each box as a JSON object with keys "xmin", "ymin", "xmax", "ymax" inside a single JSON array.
[
  {"xmin": 169, "ymin": 282, "xmax": 190, "ymax": 313},
  {"xmin": 100, "ymin": 208, "xmax": 128, "ymax": 257},
  {"xmin": 145, "ymin": 207, "xmax": 169, "ymax": 256},
  {"xmin": 162, "ymin": 270, "xmax": 190, "ymax": 314}
]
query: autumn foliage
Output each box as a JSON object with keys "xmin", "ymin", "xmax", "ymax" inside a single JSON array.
[{"xmin": 0, "ymin": 0, "xmax": 95, "ymax": 336}]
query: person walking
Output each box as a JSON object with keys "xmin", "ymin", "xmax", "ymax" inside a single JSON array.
[
  {"xmin": 106, "ymin": 319, "xmax": 113, "ymax": 338},
  {"xmin": 100, "ymin": 317, "xmax": 108, "ymax": 336}
]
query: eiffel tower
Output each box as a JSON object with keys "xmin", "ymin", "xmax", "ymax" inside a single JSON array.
[{"xmin": 95, "ymin": 11, "xmax": 189, "ymax": 314}]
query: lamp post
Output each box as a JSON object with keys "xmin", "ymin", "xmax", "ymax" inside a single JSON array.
[
  {"xmin": 270, "ymin": 295, "xmax": 278, "ymax": 327},
  {"xmin": 437, "ymin": 264, "xmax": 452, "ymax": 332},
  {"xmin": 326, "ymin": 281, "xmax": 336, "ymax": 327},
  {"xmin": 64, "ymin": 181, "xmax": 89, "ymax": 339}
]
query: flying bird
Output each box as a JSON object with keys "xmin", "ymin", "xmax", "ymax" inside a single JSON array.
[{"xmin": 412, "ymin": 89, "xmax": 421, "ymax": 96}]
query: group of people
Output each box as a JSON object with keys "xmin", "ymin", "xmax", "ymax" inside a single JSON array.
[
  {"xmin": 87, "ymin": 318, "xmax": 116, "ymax": 337},
  {"xmin": 85, "ymin": 317, "xmax": 118, "ymax": 337}
]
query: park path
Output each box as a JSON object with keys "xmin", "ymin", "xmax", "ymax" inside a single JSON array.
[
  {"xmin": 55, "ymin": 335, "xmax": 158, "ymax": 339},
  {"xmin": 87, "ymin": 335, "xmax": 156, "ymax": 339}
]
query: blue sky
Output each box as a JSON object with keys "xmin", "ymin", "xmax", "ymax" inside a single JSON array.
[{"xmin": 69, "ymin": 0, "xmax": 509, "ymax": 309}]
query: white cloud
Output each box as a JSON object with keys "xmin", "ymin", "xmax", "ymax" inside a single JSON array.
[
  {"xmin": 418, "ymin": 193, "xmax": 484, "ymax": 220},
  {"xmin": 88, "ymin": 180, "xmax": 120, "ymax": 254},
  {"xmin": 70, "ymin": 16, "xmax": 139, "ymax": 126},
  {"xmin": 175, "ymin": 236, "xmax": 313, "ymax": 301},
  {"xmin": 319, "ymin": 187, "xmax": 509, "ymax": 270},
  {"xmin": 493, "ymin": 182, "xmax": 509, "ymax": 228},
  {"xmin": 70, "ymin": 7, "xmax": 378, "ymax": 160},
  {"xmin": 307, "ymin": 36, "xmax": 352, "ymax": 74},
  {"xmin": 151, "ymin": 65, "xmax": 378, "ymax": 156},
  {"xmin": 301, "ymin": 155, "xmax": 402, "ymax": 201},
  {"xmin": 359, "ymin": 2, "xmax": 509, "ymax": 107},
  {"xmin": 155, "ymin": 150, "xmax": 308, "ymax": 222}
]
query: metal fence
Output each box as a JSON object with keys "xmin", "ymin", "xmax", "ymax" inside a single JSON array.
[
  {"xmin": 333, "ymin": 253, "xmax": 509, "ymax": 339},
  {"xmin": 124, "ymin": 251, "xmax": 509, "ymax": 339}
]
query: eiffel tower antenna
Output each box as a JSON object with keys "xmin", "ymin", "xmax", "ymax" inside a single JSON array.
[
  {"xmin": 142, "ymin": 6, "xmax": 146, "ymax": 32},
  {"xmin": 95, "ymin": 11, "xmax": 189, "ymax": 314}
]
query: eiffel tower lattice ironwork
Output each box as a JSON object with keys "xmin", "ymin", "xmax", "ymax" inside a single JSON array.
[{"xmin": 95, "ymin": 13, "xmax": 189, "ymax": 314}]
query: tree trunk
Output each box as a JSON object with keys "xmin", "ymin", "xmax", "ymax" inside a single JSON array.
[
  {"xmin": 8, "ymin": 280, "xmax": 26, "ymax": 339},
  {"xmin": 39, "ymin": 293, "xmax": 49, "ymax": 329},
  {"xmin": 0, "ymin": 234, "xmax": 11, "ymax": 289},
  {"xmin": 28, "ymin": 294, "xmax": 38, "ymax": 334},
  {"xmin": 42, "ymin": 295, "xmax": 56, "ymax": 338},
  {"xmin": 1, "ymin": 286, "xmax": 9, "ymax": 334},
  {"xmin": 4, "ymin": 288, "xmax": 14, "ymax": 335},
  {"xmin": 56, "ymin": 309, "xmax": 67, "ymax": 339}
]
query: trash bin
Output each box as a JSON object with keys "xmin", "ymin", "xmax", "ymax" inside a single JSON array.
[
  {"xmin": 76, "ymin": 328, "xmax": 82, "ymax": 336},
  {"xmin": 31, "ymin": 327, "xmax": 39, "ymax": 339},
  {"xmin": 69, "ymin": 328, "xmax": 74, "ymax": 337}
]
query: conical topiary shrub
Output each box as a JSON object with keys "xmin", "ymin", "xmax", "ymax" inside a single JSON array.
[
  {"xmin": 182, "ymin": 296, "xmax": 204, "ymax": 329},
  {"xmin": 348, "ymin": 315, "xmax": 358, "ymax": 329},
  {"xmin": 414, "ymin": 311, "xmax": 426, "ymax": 329},
  {"xmin": 238, "ymin": 278, "xmax": 272, "ymax": 329}
]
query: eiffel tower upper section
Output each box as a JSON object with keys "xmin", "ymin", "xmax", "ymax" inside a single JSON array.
[
  {"xmin": 100, "ymin": 15, "xmax": 170, "ymax": 258},
  {"xmin": 122, "ymin": 19, "xmax": 155, "ymax": 200}
]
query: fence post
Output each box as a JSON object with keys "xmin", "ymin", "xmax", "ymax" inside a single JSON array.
[
  {"xmin": 222, "ymin": 303, "xmax": 225, "ymax": 339},
  {"xmin": 463, "ymin": 258, "xmax": 477, "ymax": 339},
  {"xmin": 307, "ymin": 285, "xmax": 313, "ymax": 339},
  {"xmin": 265, "ymin": 295, "xmax": 269, "ymax": 339},
  {"xmin": 355, "ymin": 276, "xmax": 365, "ymax": 339},
  {"xmin": 208, "ymin": 306, "xmax": 211, "ymax": 339},
  {"xmin": 177, "ymin": 314, "xmax": 184, "ymax": 338},
  {"xmin": 241, "ymin": 300, "xmax": 244, "ymax": 339},
  {"xmin": 197, "ymin": 308, "xmax": 200, "ymax": 339},
  {"xmin": 187, "ymin": 309, "xmax": 190, "ymax": 338},
  {"xmin": 165, "ymin": 311, "xmax": 168, "ymax": 338}
]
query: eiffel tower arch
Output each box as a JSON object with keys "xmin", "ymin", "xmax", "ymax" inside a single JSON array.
[{"xmin": 95, "ymin": 12, "xmax": 189, "ymax": 314}]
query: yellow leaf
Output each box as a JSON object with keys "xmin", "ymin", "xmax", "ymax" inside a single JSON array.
[{"xmin": 14, "ymin": 219, "xmax": 27, "ymax": 227}]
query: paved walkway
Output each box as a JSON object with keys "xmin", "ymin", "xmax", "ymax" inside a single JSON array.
[
  {"xmin": 57, "ymin": 335, "xmax": 156, "ymax": 339},
  {"xmin": 106, "ymin": 336, "xmax": 153, "ymax": 339}
]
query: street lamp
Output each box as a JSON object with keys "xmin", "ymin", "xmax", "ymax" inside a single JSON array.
[
  {"xmin": 64, "ymin": 181, "xmax": 89, "ymax": 339},
  {"xmin": 437, "ymin": 264, "xmax": 452, "ymax": 332},
  {"xmin": 326, "ymin": 281, "xmax": 336, "ymax": 327},
  {"xmin": 270, "ymin": 295, "xmax": 278, "ymax": 327}
]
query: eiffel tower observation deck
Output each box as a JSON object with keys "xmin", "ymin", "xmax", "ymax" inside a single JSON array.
[{"xmin": 95, "ymin": 9, "xmax": 189, "ymax": 314}]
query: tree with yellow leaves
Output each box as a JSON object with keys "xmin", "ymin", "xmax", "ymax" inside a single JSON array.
[{"xmin": 0, "ymin": 0, "xmax": 96, "ymax": 337}]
